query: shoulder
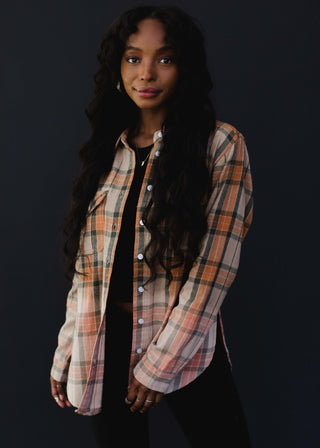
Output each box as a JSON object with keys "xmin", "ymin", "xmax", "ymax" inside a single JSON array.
[
  {"xmin": 216, "ymin": 119, "xmax": 244, "ymax": 137},
  {"xmin": 211, "ymin": 120, "xmax": 245, "ymax": 149},
  {"xmin": 207, "ymin": 120, "xmax": 246, "ymax": 165}
]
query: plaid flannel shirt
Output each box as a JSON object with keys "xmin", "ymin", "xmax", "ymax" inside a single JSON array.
[{"xmin": 50, "ymin": 121, "xmax": 254, "ymax": 416}]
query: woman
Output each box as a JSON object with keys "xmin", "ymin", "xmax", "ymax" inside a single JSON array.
[{"xmin": 50, "ymin": 5, "xmax": 253, "ymax": 447}]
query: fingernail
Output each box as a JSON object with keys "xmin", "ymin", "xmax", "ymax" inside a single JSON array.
[{"xmin": 59, "ymin": 395, "xmax": 64, "ymax": 401}]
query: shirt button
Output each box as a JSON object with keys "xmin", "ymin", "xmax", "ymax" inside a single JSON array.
[
  {"xmin": 138, "ymin": 286, "xmax": 144, "ymax": 293},
  {"xmin": 136, "ymin": 348, "xmax": 143, "ymax": 354},
  {"xmin": 137, "ymin": 253, "xmax": 144, "ymax": 260},
  {"xmin": 155, "ymin": 150, "xmax": 160, "ymax": 157},
  {"xmin": 112, "ymin": 224, "xmax": 117, "ymax": 230},
  {"xmin": 147, "ymin": 185, "xmax": 152, "ymax": 191},
  {"xmin": 139, "ymin": 219, "xmax": 144, "ymax": 226},
  {"xmin": 157, "ymin": 131, "xmax": 162, "ymax": 138},
  {"xmin": 138, "ymin": 318, "xmax": 144, "ymax": 325}
]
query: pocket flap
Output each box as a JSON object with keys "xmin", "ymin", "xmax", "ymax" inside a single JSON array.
[
  {"xmin": 79, "ymin": 191, "xmax": 108, "ymax": 255},
  {"xmin": 87, "ymin": 191, "xmax": 108, "ymax": 216}
]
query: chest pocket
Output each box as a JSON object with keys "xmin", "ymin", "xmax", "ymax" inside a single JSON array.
[{"xmin": 79, "ymin": 191, "xmax": 108, "ymax": 255}]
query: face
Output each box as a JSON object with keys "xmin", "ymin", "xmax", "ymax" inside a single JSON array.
[{"xmin": 120, "ymin": 18, "xmax": 179, "ymax": 115}]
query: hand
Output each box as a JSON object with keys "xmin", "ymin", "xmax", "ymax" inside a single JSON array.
[
  {"xmin": 125, "ymin": 377, "xmax": 164, "ymax": 414},
  {"xmin": 50, "ymin": 375, "xmax": 72, "ymax": 409}
]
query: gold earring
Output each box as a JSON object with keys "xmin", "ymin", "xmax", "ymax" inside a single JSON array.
[{"xmin": 117, "ymin": 81, "xmax": 121, "ymax": 92}]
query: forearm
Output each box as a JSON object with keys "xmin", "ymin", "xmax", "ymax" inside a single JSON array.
[{"xmin": 51, "ymin": 281, "xmax": 78, "ymax": 382}]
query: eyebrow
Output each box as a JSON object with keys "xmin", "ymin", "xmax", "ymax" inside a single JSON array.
[{"xmin": 124, "ymin": 45, "xmax": 174, "ymax": 53}]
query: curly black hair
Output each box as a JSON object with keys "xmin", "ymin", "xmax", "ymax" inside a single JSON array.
[{"xmin": 63, "ymin": 5, "xmax": 217, "ymax": 285}]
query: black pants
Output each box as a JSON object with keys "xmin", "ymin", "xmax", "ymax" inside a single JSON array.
[{"xmin": 90, "ymin": 303, "xmax": 251, "ymax": 447}]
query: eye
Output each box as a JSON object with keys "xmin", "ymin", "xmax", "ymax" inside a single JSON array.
[
  {"xmin": 126, "ymin": 56, "xmax": 140, "ymax": 64},
  {"xmin": 159, "ymin": 57, "xmax": 173, "ymax": 64}
]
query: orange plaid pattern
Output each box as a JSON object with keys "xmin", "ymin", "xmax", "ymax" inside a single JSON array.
[{"xmin": 50, "ymin": 121, "xmax": 253, "ymax": 416}]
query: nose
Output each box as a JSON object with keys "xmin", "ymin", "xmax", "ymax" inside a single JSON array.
[{"xmin": 139, "ymin": 60, "xmax": 155, "ymax": 81}]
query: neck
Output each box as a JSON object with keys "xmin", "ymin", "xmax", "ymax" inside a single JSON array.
[{"xmin": 136, "ymin": 107, "xmax": 167, "ymax": 137}]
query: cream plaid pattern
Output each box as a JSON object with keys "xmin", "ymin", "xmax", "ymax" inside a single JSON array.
[{"xmin": 50, "ymin": 121, "xmax": 253, "ymax": 416}]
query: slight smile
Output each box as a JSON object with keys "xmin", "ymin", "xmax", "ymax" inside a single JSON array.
[{"xmin": 133, "ymin": 87, "xmax": 162, "ymax": 98}]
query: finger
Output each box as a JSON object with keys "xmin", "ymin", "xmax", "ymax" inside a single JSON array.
[
  {"xmin": 130, "ymin": 390, "xmax": 148, "ymax": 413},
  {"xmin": 51, "ymin": 379, "xmax": 65, "ymax": 408},
  {"xmin": 126, "ymin": 378, "xmax": 140, "ymax": 404},
  {"xmin": 126, "ymin": 388, "xmax": 137, "ymax": 405},
  {"xmin": 52, "ymin": 381, "xmax": 72, "ymax": 408},
  {"xmin": 57, "ymin": 383, "xmax": 72, "ymax": 407},
  {"xmin": 54, "ymin": 384, "xmax": 66, "ymax": 408},
  {"xmin": 53, "ymin": 391, "xmax": 66, "ymax": 408},
  {"xmin": 153, "ymin": 392, "xmax": 164, "ymax": 408},
  {"xmin": 139, "ymin": 392, "xmax": 155, "ymax": 414}
]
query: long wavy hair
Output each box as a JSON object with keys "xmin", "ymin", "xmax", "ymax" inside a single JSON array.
[{"xmin": 63, "ymin": 5, "xmax": 217, "ymax": 285}]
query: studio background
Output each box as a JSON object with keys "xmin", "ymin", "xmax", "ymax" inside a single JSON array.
[{"xmin": 1, "ymin": 0, "xmax": 319, "ymax": 446}]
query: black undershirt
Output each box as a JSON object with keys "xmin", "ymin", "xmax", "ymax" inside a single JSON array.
[{"xmin": 107, "ymin": 144, "xmax": 153, "ymax": 303}]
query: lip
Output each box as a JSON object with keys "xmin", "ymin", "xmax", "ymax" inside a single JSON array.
[{"xmin": 134, "ymin": 87, "xmax": 162, "ymax": 98}]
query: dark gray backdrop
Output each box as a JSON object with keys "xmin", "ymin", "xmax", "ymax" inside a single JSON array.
[{"xmin": 1, "ymin": 0, "xmax": 319, "ymax": 446}]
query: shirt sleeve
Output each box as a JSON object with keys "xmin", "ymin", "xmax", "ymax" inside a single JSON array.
[
  {"xmin": 133, "ymin": 131, "xmax": 254, "ymax": 392},
  {"xmin": 50, "ymin": 277, "xmax": 78, "ymax": 383}
]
